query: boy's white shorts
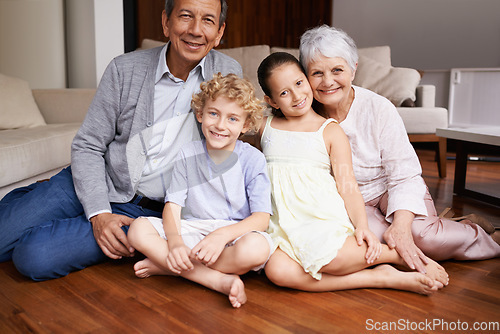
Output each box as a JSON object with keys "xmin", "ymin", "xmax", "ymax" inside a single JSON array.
[{"xmin": 143, "ymin": 216, "xmax": 274, "ymax": 271}]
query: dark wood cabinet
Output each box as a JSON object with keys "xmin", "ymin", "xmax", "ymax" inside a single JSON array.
[
  {"xmin": 130, "ymin": 0, "xmax": 331, "ymax": 50},
  {"xmin": 222, "ymin": 0, "xmax": 331, "ymax": 48}
]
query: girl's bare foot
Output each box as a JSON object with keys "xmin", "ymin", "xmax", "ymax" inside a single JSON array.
[
  {"xmin": 423, "ymin": 258, "xmax": 449, "ymax": 287},
  {"xmin": 219, "ymin": 275, "xmax": 247, "ymax": 308},
  {"xmin": 373, "ymin": 265, "xmax": 440, "ymax": 295},
  {"xmin": 134, "ymin": 258, "xmax": 174, "ymax": 278}
]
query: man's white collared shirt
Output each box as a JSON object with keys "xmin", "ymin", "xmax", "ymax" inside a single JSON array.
[{"xmin": 137, "ymin": 43, "xmax": 206, "ymax": 200}]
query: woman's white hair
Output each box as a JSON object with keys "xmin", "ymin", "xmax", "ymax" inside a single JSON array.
[{"xmin": 299, "ymin": 25, "xmax": 358, "ymax": 72}]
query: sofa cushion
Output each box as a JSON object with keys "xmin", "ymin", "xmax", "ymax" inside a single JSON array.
[
  {"xmin": 0, "ymin": 73, "xmax": 46, "ymax": 130},
  {"xmin": 0, "ymin": 123, "xmax": 80, "ymax": 187},
  {"xmin": 138, "ymin": 38, "xmax": 166, "ymax": 50},
  {"xmin": 353, "ymin": 55, "xmax": 421, "ymax": 107},
  {"xmin": 397, "ymin": 107, "xmax": 448, "ymax": 134},
  {"xmin": 358, "ymin": 46, "xmax": 392, "ymax": 66},
  {"xmin": 270, "ymin": 47, "xmax": 300, "ymax": 60},
  {"xmin": 32, "ymin": 88, "xmax": 95, "ymax": 124},
  {"xmin": 218, "ymin": 45, "xmax": 271, "ymax": 99}
]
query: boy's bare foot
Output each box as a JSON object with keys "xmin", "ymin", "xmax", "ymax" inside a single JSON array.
[
  {"xmin": 134, "ymin": 258, "xmax": 174, "ymax": 278},
  {"xmin": 219, "ymin": 275, "xmax": 247, "ymax": 308},
  {"xmin": 373, "ymin": 265, "xmax": 440, "ymax": 295},
  {"xmin": 423, "ymin": 258, "xmax": 449, "ymax": 287}
]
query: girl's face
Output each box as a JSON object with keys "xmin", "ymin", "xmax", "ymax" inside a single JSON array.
[
  {"xmin": 306, "ymin": 55, "xmax": 356, "ymax": 108},
  {"xmin": 265, "ymin": 63, "xmax": 314, "ymax": 118}
]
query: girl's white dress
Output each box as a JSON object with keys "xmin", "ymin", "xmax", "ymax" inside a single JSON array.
[{"xmin": 261, "ymin": 116, "xmax": 354, "ymax": 279}]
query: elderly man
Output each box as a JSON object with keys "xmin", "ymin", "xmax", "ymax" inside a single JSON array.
[{"xmin": 0, "ymin": 0, "xmax": 242, "ymax": 281}]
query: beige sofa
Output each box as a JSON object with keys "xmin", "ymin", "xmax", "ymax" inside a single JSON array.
[{"xmin": 0, "ymin": 76, "xmax": 95, "ymax": 198}]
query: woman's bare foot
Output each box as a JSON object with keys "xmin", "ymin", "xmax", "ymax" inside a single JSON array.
[
  {"xmin": 218, "ymin": 275, "xmax": 247, "ymax": 308},
  {"xmin": 423, "ymin": 258, "xmax": 449, "ymax": 287},
  {"xmin": 373, "ymin": 265, "xmax": 440, "ymax": 295},
  {"xmin": 134, "ymin": 258, "xmax": 174, "ymax": 278}
]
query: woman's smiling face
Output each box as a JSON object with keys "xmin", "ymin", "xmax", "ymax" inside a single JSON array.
[{"xmin": 306, "ymin": 55, "xmax": 356, "ymax": 107}]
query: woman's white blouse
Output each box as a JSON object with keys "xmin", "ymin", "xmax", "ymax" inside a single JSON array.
[{"xmin": 337, "ymin": 86, "xmax": 428, "ymax": 221}]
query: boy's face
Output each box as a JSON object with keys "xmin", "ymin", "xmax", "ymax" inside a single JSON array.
[{"xmin": 196, "ymin": 96, "xmax": 250, "ymax": 152}]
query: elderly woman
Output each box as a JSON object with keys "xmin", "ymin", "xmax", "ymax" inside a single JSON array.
[{"xmin": 299, "ymin": 25, "xmax": 500, "ymax": 273}]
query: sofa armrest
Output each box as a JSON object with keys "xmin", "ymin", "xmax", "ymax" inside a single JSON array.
[
  {"xmin": 32, "ymin": 89, "xmax": 96, "ymax": 124},
  {"xmin": 397, "ymin": 107, "xmax": 448, "ymax": 134},
  {"xmin": 415, "ymin": 85, "xmax": 435, "ymax": 108}
]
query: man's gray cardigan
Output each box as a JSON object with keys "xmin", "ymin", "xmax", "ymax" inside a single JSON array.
[{"xmin": 71, "ymin": 46, "xmax": 243, "ymax": 219}]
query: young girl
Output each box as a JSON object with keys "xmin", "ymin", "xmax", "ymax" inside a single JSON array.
[{"xmin": 256, "ymin": 52, "xmax": 449, "ymax": 294}]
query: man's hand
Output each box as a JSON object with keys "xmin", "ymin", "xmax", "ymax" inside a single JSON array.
[
  {"xmin": 89, "ymin": 213, "xmax": 135, "ymax": 259},
  {"xmin": 383, "ymin": 210, "xmax": 428, "ymax": 274}
]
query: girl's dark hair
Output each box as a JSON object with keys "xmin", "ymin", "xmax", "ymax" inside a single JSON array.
[{"xmin": 257, "ymin": 52, "xmax": 305, "ymax": 117}]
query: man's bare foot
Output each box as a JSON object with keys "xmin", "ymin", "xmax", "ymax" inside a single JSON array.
[
  {"xmin": 451, "ymin": 214, "xmax": 495, "ymax": 234},
  {"xmin": 218, "ymin": 275, "xmax": 247, "ymax": 308},
  {"xmin": 373, "ymin": 265, "xmax": 440, "ymax": 295},
  {"xmin": 491, "ymin": 230, "xmax": 500, "ymax": 246},
  {"xmin": 134, "ymin": 258, "xmax": 174, "ymax": 278},
  {"xmin": 423, "ymin": 258, "xmax": 449, "ymax": 287}
]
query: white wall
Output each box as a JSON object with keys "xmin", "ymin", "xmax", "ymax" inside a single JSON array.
[
  {"xmin": 0, "ymin": 0, "xmax": 66, "ymax": 89},
  {"xmin": 65, "ymin": 0, "xmax": 96, "ymax": 88},
  {"xmin": 66, "ymin": 0, "xmax": 124, "ymax": 88},
  {"xmin": 332, "ymin": 0, "xmax": 500, "ymax": 70},
  {"xmin": 0, "ymin": 0, "xmax": 124, "ymax": 89},
  {"xmin": 94, "ymin": 1, "xmax": 125, "ymax": 87},
  {"xmin": 332, "ymin": 0, "xmax": 500, "ymax": 108}
]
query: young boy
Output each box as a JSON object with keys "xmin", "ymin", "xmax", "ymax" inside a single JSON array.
[{"xmin": 127, "ymin": 73, "xmax": 272, "ymax": 308}]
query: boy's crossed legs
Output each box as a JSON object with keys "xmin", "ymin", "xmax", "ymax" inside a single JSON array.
[{"xmin": 128, "ymin": 217, "xmax": 273, "ymax": 308}]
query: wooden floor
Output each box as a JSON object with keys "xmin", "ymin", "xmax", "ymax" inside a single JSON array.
[{"xmin": 1, "ymin": 148, "xmax": 499, "ymax": 333}]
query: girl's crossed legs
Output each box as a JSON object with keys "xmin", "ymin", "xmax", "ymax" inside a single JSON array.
[
  {"xmin": 265, "ymin": 234, "xmax": 449, "ymax": 295},
  {"xmin": 265, "ymin": 249, "xmax": 440, "ymax": 295}
]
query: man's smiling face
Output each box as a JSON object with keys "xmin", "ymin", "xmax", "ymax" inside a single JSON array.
[{"xmin": 163, "ymin": 0, "xmax": 225, "ymax": 74}]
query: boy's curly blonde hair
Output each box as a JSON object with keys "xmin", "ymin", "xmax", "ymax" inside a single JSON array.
[{"xmin": 191, "ymin": 73, "xmax": 266, "ymax": 132}]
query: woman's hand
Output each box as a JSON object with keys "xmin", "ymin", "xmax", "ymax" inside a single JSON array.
[
  {"xmin": 190, "ymin": 231, "xmax": 229, "ymax": 267},
  {"xmin": 355, "ymin": 227, "xmax": 382, "ymax": 264},
  {"xmin": 384, "ymin": 210, "xmax": 429, "ymax": 273},
  {"xmin": 166, "ymin": 243, "xmax": 194, "ymax": 274}
]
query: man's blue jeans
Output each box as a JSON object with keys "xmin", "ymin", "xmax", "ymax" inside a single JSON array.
[{"xmin": 0, "ymin": 167, "xmax": 162, "ymax": 281}]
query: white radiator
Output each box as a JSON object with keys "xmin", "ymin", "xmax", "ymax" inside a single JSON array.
[{"xmin": 448, "ymin": 68, "xmax": 500, "ymax": 127}]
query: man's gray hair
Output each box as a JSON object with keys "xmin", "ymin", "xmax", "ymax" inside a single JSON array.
[
  {"xmin": 164, "ymin": 0, "xmax": 228, "ymax": 28},
  {"xmin": 299, "ymin": 25, "xmax": 358, "ymax": 73}
]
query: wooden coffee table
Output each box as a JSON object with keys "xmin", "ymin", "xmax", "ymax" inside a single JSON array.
[{"xmin": 436, "ymin": 126, "xmax": 500, "ymax": 206}]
